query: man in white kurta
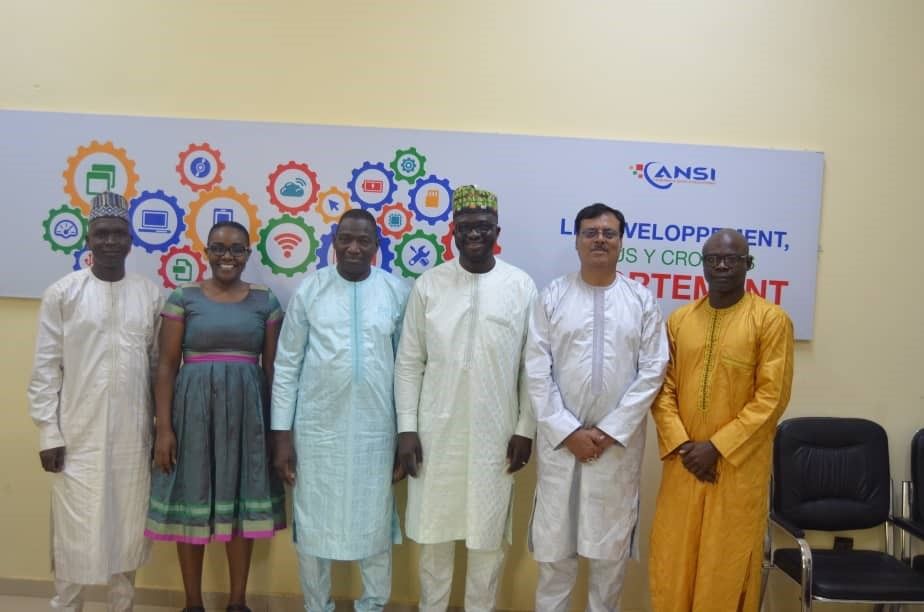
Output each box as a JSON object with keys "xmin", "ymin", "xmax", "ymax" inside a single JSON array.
[
  {"xmin": 395, "ymin": 186, "xmax": 537, "ymax": 611},
  {"xmin": 271, "ymin": 210, "xmax": 410, "ymax": 612},
  {"xmin": 28, "ymin": 192, "xmax": 162, "ymax": 612},
  {"xmin": 526, "ymin": 204, "xmax": 668, "ymax": 612}
]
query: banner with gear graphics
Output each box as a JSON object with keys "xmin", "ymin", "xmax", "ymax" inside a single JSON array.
[{"xmin": 0, "ymin": 110, "xmax": 823, "ymax": 339}]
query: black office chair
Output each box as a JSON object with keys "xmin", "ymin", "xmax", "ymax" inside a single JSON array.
[
  {"xmin": 895, "ymin": 428, "xmax": 924, "ymax": 572},
  {"xmin": 764, "ymin": 417, "xmax": 924, "ymax": 612}
]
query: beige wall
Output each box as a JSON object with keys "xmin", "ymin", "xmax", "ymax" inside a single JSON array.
[{"xmin": 2, "ymin": 1, "xmax": 922, "ymax": 610}]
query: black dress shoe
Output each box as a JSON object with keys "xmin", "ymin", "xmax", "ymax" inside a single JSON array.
[
  {"xmin": 226, "ymin": 605, "xmax": 252, "ymax": 612},
  {"xmin": 181, "ymin": 608, "xmax": 205, "ymax": 612}
]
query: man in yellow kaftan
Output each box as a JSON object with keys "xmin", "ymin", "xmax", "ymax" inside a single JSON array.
[{"xmin": 649, "ymin": 229, "xmax": 794, "ymax": 612}]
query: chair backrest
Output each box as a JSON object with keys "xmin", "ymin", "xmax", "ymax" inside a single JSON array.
[
  {"xmin": 773, "ymin": 417, "xmax": 890, "ymax": 531},
  {"xmin": 913, "ymin": 428, "xmax": 924, "ymax": 522}
]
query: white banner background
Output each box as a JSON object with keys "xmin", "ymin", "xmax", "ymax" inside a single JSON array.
[{"xmin": 0, "ymin": 111, "xmax": 823, "ymax": 338}]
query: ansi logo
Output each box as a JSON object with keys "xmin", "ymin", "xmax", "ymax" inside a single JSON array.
[{"xmin": 628, "ymin": 162, "xmax": 717, "ymax": 190}]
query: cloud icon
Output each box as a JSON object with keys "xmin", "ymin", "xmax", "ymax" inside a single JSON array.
[{"xmin": 279, "ymin": 180, "xmax": 306, "ymax": 197}]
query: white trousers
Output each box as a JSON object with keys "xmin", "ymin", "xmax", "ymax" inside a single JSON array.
[
  {"xmin": 536, "ymin": 557, "xmax": 628, "ymax": 612},
  {"xmin": 418, "ymin": 541, "xmax": 505, "ymax": 612},
  {"xmin": 296, "ymin": 549, "xmax": 391, "ymax": 612},
  {"xmin": 50, "ymin": 571, "xmax": 136, "ymax": 612}
]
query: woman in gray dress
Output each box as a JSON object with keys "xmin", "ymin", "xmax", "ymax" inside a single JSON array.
[{"xmin": 147, "ymin": 221, "xmax": 285, "ymax": 612}]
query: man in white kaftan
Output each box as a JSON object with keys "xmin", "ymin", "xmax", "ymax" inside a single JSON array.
[
  {"xmin": 28, "ymin": 192, "xmax": 162, "ymax": 612},
  {"xmin": 271, "ymin": 209, "xmax": 410, "ymax": 612},
  {"xmin": 526, "ymin": 204, "xmax": 668, "ymax": 611},
  {"xmin": 395, "ymin": 186, "xmax": 537, "ymax": 612}
]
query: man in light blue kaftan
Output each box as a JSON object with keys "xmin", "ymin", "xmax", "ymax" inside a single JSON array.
[{"xmin": 271, "ymin": 210, "xmax": 410, "ymax": 612}]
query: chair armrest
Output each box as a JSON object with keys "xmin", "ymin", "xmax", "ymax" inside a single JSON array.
[
  {"xmin": 771, "ymin": 511, "xmax": 805, "ymax": 539},
  {"xmin": 892, "ymin": 516, "xmax": 924, "ymax": 542}
]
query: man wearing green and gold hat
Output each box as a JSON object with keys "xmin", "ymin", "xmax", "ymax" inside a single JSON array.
[{"xmin": 395, "ymin": 185, "xmax": 537, "ymax": 611}]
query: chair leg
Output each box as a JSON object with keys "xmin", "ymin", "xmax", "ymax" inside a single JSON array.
[
  {"xmin": 797, "ymin": 538, "xmax": 813, "ymax": 612},
  {"xmin": 758, "ymin": 564, "xmax": 769, "ymax": 612},
  {"xmin": 760, "ymin": 520, "xmax": 771, "ymax": 612}
]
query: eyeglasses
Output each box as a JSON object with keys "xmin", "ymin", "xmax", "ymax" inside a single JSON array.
[
  {"xmin": 579, "ymin": 228, "xmax": 620, "ymax": 240},
  {"xmin": 454, "ymin": 222, "xmax": 497, "ymax": 236},
  {"xmin": 703, "ymin": 254, "xmax": 748, "ymax": 268},
  {"xmin": 207, "ymin": 244, "xmax": 250, "ymax": 257}
]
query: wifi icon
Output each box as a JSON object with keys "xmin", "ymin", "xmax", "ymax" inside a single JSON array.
[{"xmin": 274, "ymin": 232, "xmax": 302, "ymax": 258}]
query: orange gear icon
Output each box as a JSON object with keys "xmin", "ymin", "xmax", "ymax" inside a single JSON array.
[
  {"xmin": 62, "ymin": 141, "xmax": 139, "ymax": 215},
  {"xmin": 316, "ymin": 186, "xmax": 354, "ymax": 224},
  {"xmin": 377, "ymin": 202, "xmax": 413, "ymax": 240},
  {"xmin": 184, "ymin": 187, "xmax": 262, "ymax": 255},
  {"xmin": 176, "ymin": 143, "xmax": 225, "ymax": 192}
]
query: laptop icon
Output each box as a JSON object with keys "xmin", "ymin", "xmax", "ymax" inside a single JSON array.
[{"xmin": 139, "ymin": 209, "xmax": 170, "ymax": 233}]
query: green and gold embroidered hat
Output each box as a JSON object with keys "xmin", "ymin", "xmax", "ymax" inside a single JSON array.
[{"xmin": 451, "ymin": 185, "xmax": 498, "ymax": 215}]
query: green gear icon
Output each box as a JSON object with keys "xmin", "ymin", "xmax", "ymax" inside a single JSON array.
[
  {"xmin": 42, "ymin": 204, "xmax": 88, "ymax": 255},
  {"xmin": 256, "ymin": 214, "xmax": 319, "ymax": 277},
  {"xmin": 394, "ymin": 229, "xmax": 444, "ymax": 278},
  {"xmin": 389, "ymin": 147, "xmax": 427, "ymax": 184}
]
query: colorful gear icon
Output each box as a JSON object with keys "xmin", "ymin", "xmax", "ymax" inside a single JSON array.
[
  {"xmin": 389, "ymin": 147, "xmax": 427, "ymax": 184},
  {"xmin": 407, "ymin": 175, "xmax": 453, "ymax": 225},
  {"xmin": 176, "ymin": 143, "xmax": 225, "ymax": 192},
  {"xmin": 71, "ymin": 246, "xmax": 93, "ymax": 271},
  {"xmin": 316, "ymin": 224, "xmax": 394, "ymax": 273},
  {"xmin": 158, "ymin": 245, "xmax": 207, "ymax": 289},
  {"xmin": 256, "ymin": 215, "xmax": 319, "ymax": 277},
  {"xmin": 315, "ymin": 186, "xmax": 354, "ymax": 224},
  {"xmin": 440, "ymin": 222, "xmax": 503, "ymax": 261},
  {"xmin": 62, "ymin": 141, "xmax": 140, "ymax": 215},
  {"xmin": 377, "ymin": 202, "xmax": 413, "ymax": 240},
  {"xmin": 376, "ymin": 234, "xmax": 395, "ymax": 272},
  {"xmin": 42, "ymin": 204, "xmax": 88, "ymax": 255},
  {"xmin": 266, "ymin": 161, "xmax": 321, "ymax": 214},
  {"xmin": 346, "ymin": 161, "xmax": 398, "ymax": 210},
  {"xmin": 393, "ymin": 229, "xmax": 444, "ymax": 279},
  {"xmin": 128, "ymin": 189, "xmax": 186, "ymax": 253},
  {"xmin": 184, "ymin": 186, "xmax": 262, "ymax": 255}
]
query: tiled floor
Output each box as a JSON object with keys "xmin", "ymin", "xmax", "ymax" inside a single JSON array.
[
  {"xmin": 0, "ymin": 594, "xmax": 177, "ymax": 610},
  {"xmin": 0, "ymin": 593, "xmax": 417, "ymax": 611},
  {"xmin": 0, "ymin": 594, "xmax": 397, "ymax": 611}
]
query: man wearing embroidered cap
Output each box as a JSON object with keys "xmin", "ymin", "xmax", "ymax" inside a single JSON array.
[
  {"xmin": 28, "ymin": 192, "xmax": 163, "ymax": 611},
  {"xmin": 395, "ymin": 185, "xmax": 537, "ymax": 611}
]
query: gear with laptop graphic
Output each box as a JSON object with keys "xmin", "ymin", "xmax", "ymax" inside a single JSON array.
[{"xmin": 128, "ymin": 190, "xmax": 186, "ymax": 253}]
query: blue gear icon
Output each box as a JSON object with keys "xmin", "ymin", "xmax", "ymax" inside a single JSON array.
[
  {"xmin": 316, "ymin": 223, "xmax": 395, "ymax": 272},
  {"xmin": 128, "ymin": 189, "xmax": 186, "ymax": 253},
  {"xmin": 71, "ymin": 246, "xmax": 93, "ymax": 271},
  {"xmin": 407, "ymin": 175, "xmax": 453, "ymax": 225},
  {"xmin": 347, "ymin": 161, "xmax": 398, "ymax": 210}
]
